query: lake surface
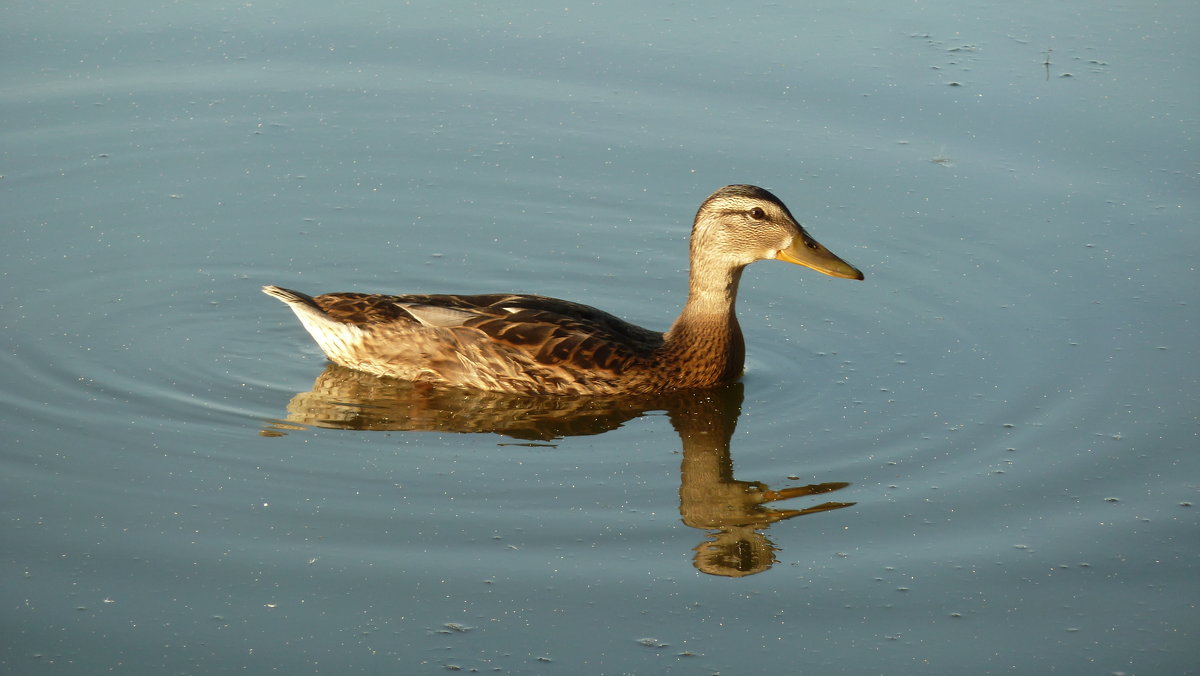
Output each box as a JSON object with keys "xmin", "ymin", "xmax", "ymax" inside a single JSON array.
[{"xmin": 3, "ymin": 0, "xmax": 1197, "ymax": 673}]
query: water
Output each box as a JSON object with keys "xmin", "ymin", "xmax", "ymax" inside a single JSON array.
[{"xmin": 3, "ymin": 1, "xmax": 1197, "ymax": 673}]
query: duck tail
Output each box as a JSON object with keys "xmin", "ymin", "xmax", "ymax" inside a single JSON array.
[{"xmin": 262, "ymin": 285, "xmax": 317, "ymax": 307}]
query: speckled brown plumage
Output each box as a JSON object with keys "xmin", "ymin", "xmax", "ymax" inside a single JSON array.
[{"xmin": 264, "ymin": 184, "xmax": 864, "ymax": 395}]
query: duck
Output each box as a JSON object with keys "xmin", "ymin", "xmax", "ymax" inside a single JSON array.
[{"xmin": 263, "ymin": 184, "xmax": 863, "ymax": 396}]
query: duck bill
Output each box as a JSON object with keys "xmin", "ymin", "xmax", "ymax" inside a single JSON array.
[{"xmin": 776, "ymin": 233, "xmax": 864, "ymax": 280}]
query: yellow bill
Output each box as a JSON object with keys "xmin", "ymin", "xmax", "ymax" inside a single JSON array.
[{"xmin": 776, "ymin": 232, "xmax": 864, "ymax": 280}]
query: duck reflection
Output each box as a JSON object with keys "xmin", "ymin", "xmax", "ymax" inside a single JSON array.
[
  {"xmin": 265, "ymin": 364, "xmax": 854, "ymax": 576},
  {"xmin": 667, "ymin": 385, "xmax": 855, "ymax": 577}
]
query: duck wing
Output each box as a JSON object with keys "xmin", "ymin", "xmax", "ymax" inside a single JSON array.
[{"xmin": 317, "ymin": 291, "xmax": 664, "ymax": 372}]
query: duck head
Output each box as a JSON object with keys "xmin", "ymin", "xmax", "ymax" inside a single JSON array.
[{"xmin": 691, "ymin": 184, "xmax": 864, "ymax": 280}]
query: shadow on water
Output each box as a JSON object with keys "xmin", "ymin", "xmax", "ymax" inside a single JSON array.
[{"xmin": 264, "ymin": 364, "xmax": 854, "ymax": 577}]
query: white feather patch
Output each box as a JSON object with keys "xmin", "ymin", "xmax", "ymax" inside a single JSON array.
[{"xmin": 400, "ymin": 303, "xmax": 476, "ymax": 328}]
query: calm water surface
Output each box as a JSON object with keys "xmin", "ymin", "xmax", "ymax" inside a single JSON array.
[{"xmin": 3, "ymin": 1, "xmax": 1197, "ymax": 673}]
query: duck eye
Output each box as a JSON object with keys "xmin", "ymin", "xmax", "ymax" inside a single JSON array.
[{"xmin": 748, "ymin": 207, "xmax": 766, "ymax": 220}]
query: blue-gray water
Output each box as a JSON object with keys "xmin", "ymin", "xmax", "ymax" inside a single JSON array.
[{"xmin": 3, "ymin": 1, "xmax": 1197, "ymax": 673}]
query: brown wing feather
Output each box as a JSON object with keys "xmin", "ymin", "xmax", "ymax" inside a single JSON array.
[
  {"xmin": 461, "ymin": 297, "xmax": 663, "ymax": 373},
  {"xmin": 310, "ymin": 293, "xmax": 418, "ymax": 323},
  {"xmin": 308, "ymin": 291, "xmax": 663, "ymax": 374}
]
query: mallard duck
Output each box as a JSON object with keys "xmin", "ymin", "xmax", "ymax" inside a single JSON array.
[{"xmin": 263, "ymin": 184, "xmax": 863, "ymax": 395}]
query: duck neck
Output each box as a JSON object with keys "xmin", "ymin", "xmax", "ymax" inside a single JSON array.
[{"xmin": 663, "ymin": 260, "xmax": 747, "ymax": 386}]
